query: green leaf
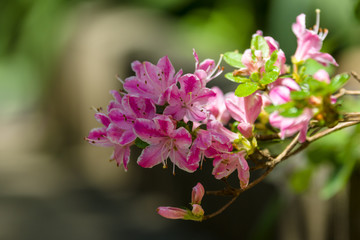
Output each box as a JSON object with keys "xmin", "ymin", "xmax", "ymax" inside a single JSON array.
[
  {"xmin": 264, "ymin": 104, "xmax": 281, "ymax": 114},
  {"xmin": 135, "ymin": 137, "xmax": 149, "ymax": 149},
  {"xmin": 251, "ymin": 35, "xmax": 269, "ymax": 57},
  {"xmin": 279, "ymin": 107, "xmax": 304, "ymax": 118},
  {"xmin": 225, "ymin": 72, "xmax": 248, "ymax": 83},
  {"xmin": 265, "ymin": 50, "xmax": 278, "ymax": 72},
  {"xmin": 260, "ymin": 68, "xmax": 280, "ymax": 85},
  {"xmin": 290, "ymin": 90, "xmax": 310, "ymax": 100},
  {"xmin": 329, "ymin": 73, "xmax": 350, "ymax": 93},
  {"xmin": 251, "ymin": 72, "xmax": 260, "ymax": 82},
  {"xmin": 303, "ymin": 76, "xmax": 328, "ymax": 95},
  {"xmin": 235, "ymin": 82, "xmax": 258, "ymax": 97},
  {"xmin": 223, "ymin": 51, "xmax": 244, "ymax": 68}
]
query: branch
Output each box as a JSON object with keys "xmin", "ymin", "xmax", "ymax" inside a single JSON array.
[
  {"xmin": 266, "ymin": 133, "xmax": 299, "ymax": 167},
  {"xmin": 333, "ymin": 88, "xmax": 360, "ymax": 98},
  {"xmin": 307, "ymin": 120, "xmax": 360, "ymax": 142},
  {"xmin": 351, "ymin": 71, "xmax": 360, "ymax": 83},
  {"xmin": 203, "ymin": 117, "xmax": 360, "ymax": 220},
  {"xmin": 204, "ymin": 167, "xmax": 273, "ymax": 220}
]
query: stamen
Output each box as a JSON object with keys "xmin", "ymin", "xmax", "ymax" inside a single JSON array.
[
  {"xmin": 314, "ymin": 9, "xmax": 321, "ymax": 34},
  {"xmin": 207, "ymin": 54, "xmax": 224, "ymax": 80},
  {"xmin": 320, "ymin": 28, "xmax": 328, "ymax": 40},
  {"xmin": 143, "ymin": 62, "xmax": 153, "ymax": 84},
  {"xmin": 116, "ymin": 74, "xmax": 124, "ymax": 84}
]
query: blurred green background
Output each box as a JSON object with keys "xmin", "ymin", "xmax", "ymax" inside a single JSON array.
[{"xmin": 1, "ymin": 0, "xmax": 360, "ymax": 239}]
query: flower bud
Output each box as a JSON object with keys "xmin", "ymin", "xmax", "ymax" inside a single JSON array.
[
  {"xmin": 157, "ymin": 207, "xmax": 188, "ymax": 220},
  {"xmin": 191, "ymin": 182, "xmax": 205, "ymax": 204},
  {"xmin": 191, "ymin": 204, "xmax": 205, "ymax": 217}
]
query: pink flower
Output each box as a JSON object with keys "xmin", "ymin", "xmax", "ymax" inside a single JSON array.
[
  {"xmin": 292, "ymin": 11, "xmax": 338, "ymax": 66},
  {"xmin": 188, "ymin": 126, "xmax": 233, "ymax": 168},
  {"xmin": 268, "ymin": 79, "xmax": 313, "ymax": 142},
  {"xmin": 269, "ymin": 109, "xmax": 313, "ymax": 143},
  {"xmin": 191, "ymin": 182, "xmax": 205, "ymax": 204},
  {"xmin": 193, "ymin": 49, "xmax": 223, "ymax": 86},
  {"xmin": 123, "ymin": 56, "xmax": 183, "ymax": 105},
  {"xmin": 239, "ymin": 49, "xmax": 265, "ymax": 75},
  {"xmin": 157, "ymin": 207, "xmax": 188, "ymax": 220},
  {"xmin": 86, "ymin": 92, "xmax": 134, "ymax": 170},
  {"xmin": 164, "ymin": 74, "xmax": 216, "ymax": 122},
  {"xmin": 205, "ymin": 87, "xmax": 231, "ymax": 125},
  {"xmin": 157, "ymin": 182, "xmax": 205, "ymax": 221},
  {"xmin": 262, "ymin": 31, "xmax": 288, "ymax": 74},
  {"xmin": 225, "ymin": 92, "xmax": 263, "ymax": 138},
  {"xmin": 108, "ymin": 95, "xmax": 156, "ymax": 146},
  {"xmin": 212, "ymin": 151, "xmax": 250, "ymax": 189},
  {"xmin": 134, "ymin": 115, "xmax": 197, "ymax": 173},
  {"xmin": 238, "ymin": 31, "xmax": 287, "ymax": 75},
  {"xmin": 313, "ymin": 69, "xmax": 330, "ymax": 84}
]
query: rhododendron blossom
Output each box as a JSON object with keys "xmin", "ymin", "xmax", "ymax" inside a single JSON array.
[
  {"xmin": 86, "ymin": 10, "xmax": 357, "ymax": 222},
  {"xmin": 292, "ymin": 10, "xmax": 338, "ymax": 66}
]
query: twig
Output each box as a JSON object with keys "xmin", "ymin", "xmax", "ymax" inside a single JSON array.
[
  {"xmin": 203, "ymin": 117, "xmax": 360, "ymax": 221},
  {"xmin": 351, "ymin": 71, "xmax": 360, "ymax": 83},
  {"xmin": 204, "ymin": 167, "xmax": 273, "ymax": 220},
  {"xmin": 266, "ymin": 133, "xmax": 299, "ymax": 167},
  {"xmin": 202, "ymin": 195, "xmax": 239, "ymax": 220},
  {"xmin": 343, "ymin": 113, "xmax": 360, "ymax": 122},
  {"xmin": 333, "ymin": 88, "xmax": 360, "ymax": 98},
  {"xmin": 255, "ymin": 133, "xmax": 280, "ymax": 141},
  {"xmin": 307, "ymin": 120, "xmax": 360, "ymax": 142}
]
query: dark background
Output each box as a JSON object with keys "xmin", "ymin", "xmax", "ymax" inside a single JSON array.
[{"xmin": 1, "ymin": 0, "xmax": 360, "ymax": 239}]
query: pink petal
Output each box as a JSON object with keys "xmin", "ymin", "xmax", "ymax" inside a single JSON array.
[
  {"xmin": 157, "ymin": 207, "xmax": 188, "ymax": 219},
  {"xmin": 134, "ymin": 119, "xmax": 164, "ymax": 145},
  {"xmin": 157, "ymin": 56, "xmax": 177, "ymax": 87},
  {"xmin": 137, "ymin": 144, "xmax": 164, "ymax": 168},
  {"xmin": 292, "ymin": 14, "xmax": 306, "ymax": 38},
  {"xmin": 191, "ymin": 183, "xmax": 205, "ymax": 204},
  {"xmin": 128, "ymin": 95, "xmax": 156, "ymax": 119},
  {"xmin": 237, "ymin": 122, "xmax": 253, "ymax": 138},
  {"xmin": 153, "ymin": 115, "xmax": 176, "ymax": 136},
  {"xmin": 310, "ymin": 52, "xmax": 338, "ymax": 67},
  {"xmin": 107, "ymin": 123, "xmax": 133, "ymax": 145},
  {"xmin": 179, "ymin": 74, "xmax": 201, "ymax": 98},
  {"xmin": 87, "ymin": 127, "xmax": 112, "ymax": 147},
  {"xmin": 163, "ymin": 105, "xmax": 186, "ymax": 121},
  {"xmin": 269, "ymin": 86, "xmax": 291, "ymax": 105},
  {"xmin": 108, "ymin": 109, "xmax": 133, "ymax": 129},
  {"xmin": 173, "ymin": 127, "xmax": 192, "ymax": 148},
  {"xmin": 94, "ymin": 113, "xmax": 111, "ymax": 127},
  {"xmin": 237, "ymin": 165, "xmax": 250, "ymax": 189},
  {"xmin": 185, "ymin": 105, "xmax": 207, "ymax": 122},
  {"xmin": 191, "ymin": 204, "xmax": 204, "ymax": 216},
  {"xmin": 313, "ymin": 69, "xmax": 330, "ymax": 84},
  {"xmin": 112, "ymin": 144, "xmax": 131, "ymax": 171},
  {"xmin": 171, "ymin": 148, "xmax": 198, "ymax": 173}
]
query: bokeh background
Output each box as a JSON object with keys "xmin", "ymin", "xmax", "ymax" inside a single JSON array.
[{"xmin": 1, "ymin": 0, "xmax": 360, "ymax": 239}]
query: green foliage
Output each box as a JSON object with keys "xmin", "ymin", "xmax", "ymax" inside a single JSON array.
[
  {"xmin": 135, "ymin": 137, "xmax": 149, "ymax": 149},
  {"xmin": 223, "ymin": 51, "xmax": 244, "ymax": 68},
  {"xmin": 329, "ymin": 73, "xmax": 350, "ymax": 93},
  {"xmin": 250, "ymin": 35, "xmax": 269, "ymax": 57},
  {"xmin": 224, "ymin": 72, "xmax": 248, "ymax": 83},
  {"xmin": 235, "ymin": 82, "xmax": 258, "ymax": 97},
  {"xmin": 265, "ymin": 102, "xmax": 304, "ymax": 118}
]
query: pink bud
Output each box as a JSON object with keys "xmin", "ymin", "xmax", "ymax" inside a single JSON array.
[
  {"xmin": 191, "ymin": 204, "xmax": 205, "ymax": 216},
  {"xmin": 157, "ymin": 207, "xmax": 188, "ymax": 220},
  {"xmin": 191, "ymin": 182, "xmax": 205, "ymax": 204}
]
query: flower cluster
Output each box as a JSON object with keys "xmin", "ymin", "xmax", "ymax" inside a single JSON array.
[
  {"xmin": 86, "ymin": 10, "xmax": 351, "ymax": 221},
  {"xmin": 86, "ymin": 49, "xmax": 254, "ymax": 187}
]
